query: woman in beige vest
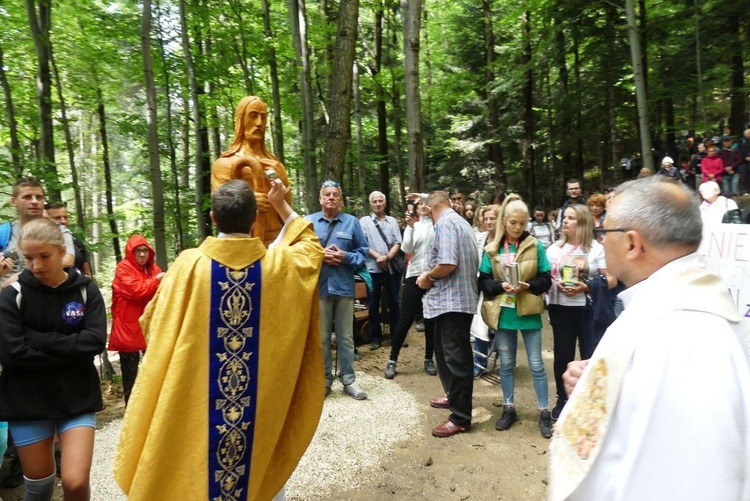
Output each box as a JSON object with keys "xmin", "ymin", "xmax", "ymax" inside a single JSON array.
[{"xmin": 478, "ymin": 195, "xmax": 553, "ymax": 438}]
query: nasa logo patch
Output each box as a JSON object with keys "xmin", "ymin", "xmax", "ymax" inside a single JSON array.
[{"xmin": 62, "ymin": 302, "xmax": 85, "ymax": 326}]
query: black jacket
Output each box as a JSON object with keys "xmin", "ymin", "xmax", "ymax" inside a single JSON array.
[{"xmin": 0, "ymin": 269, "xmax": 106, "ymax": 420}]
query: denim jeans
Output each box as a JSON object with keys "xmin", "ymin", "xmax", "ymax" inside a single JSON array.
[
  {"xmin": 474, "ymin": 337, "xmax": 491, "ymax": 369},
  {"xmin": 368, "ymin": 271, "xmax": 401, "ymax": 343},
  {"xmin": 497, "ymin": 328, "xmax": 548, "ymax": 409},
  {"xmin": 319, "ymin": 295, "xmax": 356, "ymax": 386},
  {"xmin": 723, "ymin": 173, "xmax": 739, "ymax": 197}
]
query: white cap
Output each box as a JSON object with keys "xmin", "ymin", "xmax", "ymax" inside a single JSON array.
[{"xmin": 661, "ymin": 156, "xmax": 674, "ymax": 165}]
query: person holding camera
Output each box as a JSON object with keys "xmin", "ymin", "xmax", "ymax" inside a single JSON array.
[{"xmin": 384, "ymin": 198, "xmax": 437, "ymax": 379}]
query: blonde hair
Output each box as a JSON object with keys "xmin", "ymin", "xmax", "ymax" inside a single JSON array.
[
  {"xmin": 490, "ymin": 194, "xmax": 528, "ymax": 247},
  {"xmin": 557, "ymin": 204, "xmax": 595, "ymax": 253},
  {"xmin": 20, "ymin": 218, "xmax": 65, "ymax": 249}
]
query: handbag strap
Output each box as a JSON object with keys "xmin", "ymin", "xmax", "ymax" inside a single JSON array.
[
  {"xmin": 321, "ymin": 220, "xmax": 340, "ymax": 248},
  {"xmin": 372, "ymin": 217, "xmax": 394, "ymax": 248}
]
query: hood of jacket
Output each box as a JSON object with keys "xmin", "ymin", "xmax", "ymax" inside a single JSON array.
[{"xmin": 124, "ymin": 234, "xmax": 156, "ymax": 269}]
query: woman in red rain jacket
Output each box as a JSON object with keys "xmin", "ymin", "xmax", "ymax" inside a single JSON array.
[{"xmin": 109, "ymin": 235, "xmax": 164, "ymax": 404}]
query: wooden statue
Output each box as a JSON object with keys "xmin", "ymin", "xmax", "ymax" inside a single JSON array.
[{"xmin": 211, "ymin": 96, "xmax": 292, "ymax": 247}]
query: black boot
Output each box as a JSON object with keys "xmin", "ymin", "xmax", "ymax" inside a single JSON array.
[{"xmin": 495, "ymin": 405, "xmax": 518, "ymax": 431}]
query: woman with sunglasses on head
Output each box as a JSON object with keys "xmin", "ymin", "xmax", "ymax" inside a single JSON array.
[
  {"xmin": 384, "ymin": 198, "xmax": 437, "ymax": 378},
  {"xmin": 545, "ymin": 204, "xmax": 607, "ymax": 421},
  {"xmin": 0, "ymin": 218, "xmax": 106, "ymax": 500},
  {"xmin": 479, "ymin": 195, "xmax": 553, "ymax": 437},
  {"xmin": 109, "ymin": 234, "xmax": 165, "ymax": 405}
]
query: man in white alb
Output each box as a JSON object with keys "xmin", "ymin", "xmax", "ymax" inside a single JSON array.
[{"xmin": 549, "ymin": 176, "xmax": 750, "ymax": 500}]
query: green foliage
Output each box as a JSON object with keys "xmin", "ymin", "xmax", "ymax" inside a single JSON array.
[{"xmin": 0, "ymin": 0, "xmax": 747, "ymax": 277}]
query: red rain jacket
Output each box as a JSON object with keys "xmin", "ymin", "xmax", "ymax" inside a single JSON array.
[{"xmin": 108, "ymin": 235, "xmax": 163, "ymax": 351}]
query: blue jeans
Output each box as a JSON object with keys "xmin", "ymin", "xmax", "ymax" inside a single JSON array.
[
  {"xmin": 497, "ymin": 329, "xmax": 548, "ymax": 409},
  {"xmin": 723, "ymin": 173, "xmax": 739, "ymax": 197},
  {"xmin": 319, "ymin": 295, "xmax": 356, "ymax": 386},
  {"xmin": 368, "ymin": 272, "xmax": 401, "ymax": 343}
]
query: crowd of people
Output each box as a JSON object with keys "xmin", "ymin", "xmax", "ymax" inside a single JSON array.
[{"xmin": 0, "ymin": 167, "xmax": 748, "ymax": 499}]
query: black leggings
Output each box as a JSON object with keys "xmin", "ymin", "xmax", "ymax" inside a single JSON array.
[
  {"xmin": 120, "ymin": 351, "xmax": 143, "ymax": 405},
  {"xmin": 548, "ymin": 304, "xmax": 587, "ymax": 401},
  {"xmin": 389, "ymin": 276, "xmax": 434, "ymax": 362}
]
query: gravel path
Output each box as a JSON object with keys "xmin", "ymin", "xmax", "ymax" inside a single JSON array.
[{"xmin": 89, "ymin": 371, "xmax": 420, "ymax": 500}]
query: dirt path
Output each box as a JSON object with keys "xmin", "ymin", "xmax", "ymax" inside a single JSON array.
[
  {"xmin": 0, "ymin": 321, "xmax": 555, "ymax": 501},
  {"xmin": 332, "ymin": 320, "xmax": 554, "ymax": 500}
]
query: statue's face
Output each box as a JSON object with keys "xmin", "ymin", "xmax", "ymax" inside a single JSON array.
[{"xmin": 243, "ymin": 100, "xmax": 268, "ymax": 141}]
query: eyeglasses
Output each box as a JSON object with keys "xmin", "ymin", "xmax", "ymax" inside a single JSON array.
[
  {"xmin": 593, "ymin": 227, "xmax": 630, "ymax": 238},
  {"xmin": 321, "ymin": 180, "xmax": 340, "ymax": 188}
]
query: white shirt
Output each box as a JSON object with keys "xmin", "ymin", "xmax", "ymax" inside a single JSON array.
[
  {"xmin": 700, "ymin": 196, "xmax": 738, "ymax": 226},
  {"xmin": 401, "ymin": 218, "xmax": 434, "ymax": 278},
  {"xmin": 545, "ymin": 240, "xmax": 606, "ymax": 307}
]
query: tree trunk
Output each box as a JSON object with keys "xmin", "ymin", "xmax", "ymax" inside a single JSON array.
[
  {"xmin": 228, "ymin": 0, "xmax": 253, "ymax": 95},
  {"xmin": 288, "ymin": 0, "xmax": 318, "ymax": 212},
  {"xmin": 25, "ymin": 0, "xmax": 60, "ymax": 199},
  {"xmin": 49, "ymin": 47, "xmax": 85, "ymax": 231},
  {"xmin": 372, "ymin": 2, "xmax": 389, "ymax": 207},
  {"xmin": 141, "ymin": 0, "xmax": 168, "ymax": 270},
  {"xmin": 638, "ymin": 0, "xmax": 648, "ymax": 94},
  {"xmin": 573, "ymin": 27, "xmax": 585, "ymax": 179},
  {"xmin": 179, "ymin": 0, "xmax": 211, "ymax": 240},
  {"xmin": 693, "ymin": 0, "xmax": 707, "ymax": 125},
  {"xmin": 522, "ymin": 8, "xmax": 536, "ymax": 205},
  {"xmin": 353, "ymin": 62, "xmax": 368, "ymax": 208},
  {"xmin": 321, "ymin": 0, "xmax": 360, "ymax": 181},
  {"xmin": 483, "ymin": 0, "xmax": 505, "ymax": 187},
  {"xmin": 727, "ymin": 13, "xmax": 745, "ymax": 136},
  {"xmin": 554, "ymin": 12, "xmax": 572, "ymax": 184},
  {"xmin": 401, "ymin": 0, "xmax": 425, "ymax": 192},
  {"xmin": 389, "ymin": 9, "xmax": 405, "ymax": 208},
  {"xmin": 625, "ymin": 0, "xmax": 654, "ymax": 172},
  {"xmin": 401, "ymin": 0, "xmax": 425, "ymax": 193},
  {"xmin": 261, "ymin": 0, "xmax": 285, "ymax": 164},
  {"xmin": 156, "ymin": 0, "xmax": 185, "ymax": 252},
  {"xmin": 97, "ymin": 87, "xmax": 121, "ymax": 263},
  {"xmin": 0, "ymin": 42, "xmax": 23, "ymax": 176}
]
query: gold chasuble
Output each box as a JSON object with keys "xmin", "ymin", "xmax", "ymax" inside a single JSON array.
[{"xmin": 114, "ymin": 217, "xmax": 325, "ymax": 501}]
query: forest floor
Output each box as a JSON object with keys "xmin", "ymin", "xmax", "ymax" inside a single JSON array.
[{"xmin": 0, "ymin": 319, "xmax": 554, "ymax": 501}]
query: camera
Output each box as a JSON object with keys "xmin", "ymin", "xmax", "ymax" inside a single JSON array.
[{"xmin": 2, "ymin": 249, "xmax": 18, "ymax": 261}]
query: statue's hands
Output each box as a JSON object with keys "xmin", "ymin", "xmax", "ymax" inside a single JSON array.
[{"xmin": 255, "ymin": 191, "xmax": 270, "ymax": 212}]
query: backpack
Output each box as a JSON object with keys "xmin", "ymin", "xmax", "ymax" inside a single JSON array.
[
  {"xmin": 9, "ymin": 282, "xmax": 87, "ymax": 309},
  {"xmin": 0, "ymin": 222, "xmax": 11, "ymax": 252}
]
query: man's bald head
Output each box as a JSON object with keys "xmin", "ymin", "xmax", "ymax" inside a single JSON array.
[{"xmin": 608, "ymin": 176, "xmax": 701, "ymax": 251}]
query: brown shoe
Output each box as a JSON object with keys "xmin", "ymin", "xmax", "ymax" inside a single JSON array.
[
  {"xmin": 429, "ymin": 396, "xmax": 449, "ymax": 409},
  {"xmin": 432, "ymin": 420, "xmax": 471, "ymax": 437}
]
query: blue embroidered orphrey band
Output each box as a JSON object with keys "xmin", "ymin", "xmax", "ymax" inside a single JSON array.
[{"xmin": 208, "ymin": 261, "xmax": 261, "ymax": 501}]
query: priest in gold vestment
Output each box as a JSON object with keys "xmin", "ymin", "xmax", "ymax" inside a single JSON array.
[{"xmin": 114, "ymin": 179, "xmax": 324, "ymax": 501}]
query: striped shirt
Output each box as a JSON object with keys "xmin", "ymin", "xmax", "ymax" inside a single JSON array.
[{"xmin": 423, "ymin": 209, "xmax": 479, "ymax": 318}]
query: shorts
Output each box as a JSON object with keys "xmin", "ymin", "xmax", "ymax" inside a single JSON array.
[{"xmin": 9, "ymin": 414, "xmax": 97, "ymax": 447}]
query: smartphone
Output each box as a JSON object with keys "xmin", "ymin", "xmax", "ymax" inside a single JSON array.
[{"xmin": 406, "ymin": 200, "xmax": 417, "ymax": 218}]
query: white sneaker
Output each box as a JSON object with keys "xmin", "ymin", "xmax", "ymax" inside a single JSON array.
[{"xmin": 343, "ymin": 383, "xmax": 367, "ymax": 400}]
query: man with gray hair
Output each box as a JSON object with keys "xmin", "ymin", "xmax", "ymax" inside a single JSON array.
[
  {"xmin": 549, "ymin": 176, "xmax": 750, "ymax": 500},
  {"xmin": 360, "ymin": 190, "xmax": 402, "ymax": 350},
  {"xmin": 413, "ymin": 190, "xmax": 479, "ymax": 438}
]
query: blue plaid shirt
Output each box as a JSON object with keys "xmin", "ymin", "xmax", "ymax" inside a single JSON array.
[{"xmin": 423, "ymin": 209, "xmax": 479, "ymax": 318}]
